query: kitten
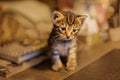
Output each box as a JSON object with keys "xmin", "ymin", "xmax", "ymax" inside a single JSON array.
[
  {"xmin": 0, "ymin": 10, "xmax": 40, "ymax": 46},
  {"xmin": 48, "ymin": 11, "xmax": 87, "ymax": 71}
]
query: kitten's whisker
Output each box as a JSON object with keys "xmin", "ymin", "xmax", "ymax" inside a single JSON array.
[
  {"xmin": 53, "ymin": 35, "xmax": 60, "ymax": 43},
  {"xmin": 76, "ymin": 38, "xmax": 80, "ymax": 43}
]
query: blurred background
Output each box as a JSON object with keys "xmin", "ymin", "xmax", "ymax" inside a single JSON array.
[
  {"xmin": 0, "ymin": 0, "xmax": 120, "ymax": 80},
  {"xmin": 0, "ymin": 0, "xmax": 119, "ymax": 46}
]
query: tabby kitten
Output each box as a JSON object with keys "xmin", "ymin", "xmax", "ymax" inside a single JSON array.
[
  {"xmin": 48, "ymin": 11, "xmax": 87, "ymax": 71},
  {"xmin": 0, "ymin": 10, "xmax": 40, "ymax": 46}
]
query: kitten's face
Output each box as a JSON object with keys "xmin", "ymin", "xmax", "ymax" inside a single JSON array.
[{"xmin": 52, "ymin": 11, "xmax": 87, "ymax": 41}]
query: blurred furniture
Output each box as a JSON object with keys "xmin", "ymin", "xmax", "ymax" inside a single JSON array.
[{"xmin": 0, "ymin": 1, "xmax": 52, "ymax": 77}]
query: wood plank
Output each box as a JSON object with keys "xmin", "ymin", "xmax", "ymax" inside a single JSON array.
[
  {"xmin": 0, "ymin": 55, "xmax": 48, "ymax": 78},
  {"xmin": 65, "ymin": 49, "xmax": 120, "ymax": 80}
]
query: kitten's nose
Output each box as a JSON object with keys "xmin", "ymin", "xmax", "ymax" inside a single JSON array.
[
  {"xmin": 66, "ymin": 32, "xmax": 71, "ymax": 39},
  {"xmin": 66, "ymin": 36, "xmax": 70, "ymax": 39}
]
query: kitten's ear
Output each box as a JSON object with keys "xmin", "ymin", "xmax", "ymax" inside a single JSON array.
[
  {"xmin": 76, "ymin": 15, "xmax": 87, "ymax": 25},
  {"xmin": 52, "ymin": 11, "xmax": 64, "ymax": 23}
]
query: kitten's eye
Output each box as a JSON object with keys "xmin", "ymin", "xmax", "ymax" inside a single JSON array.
[
  {"xmin": 61, "ymin": 27, "xmax": 66, "ymax": 31},
  {"xmin": 73, "ymin": 29, "xmax": 76, "ymax": 32}
]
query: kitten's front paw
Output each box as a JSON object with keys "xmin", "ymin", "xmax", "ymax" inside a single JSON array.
[
  {"xmin": 66, "ymin": 62, "xmax": 76, "ymax": 71},
  {"xmin": 52, "ymin": 64, "xmax": 63, "ymax": 71}
]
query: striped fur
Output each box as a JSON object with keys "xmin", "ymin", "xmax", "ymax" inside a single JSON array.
[{"xmin": 48, "ymin": 11, "xmax": 87, "ymax": 71}]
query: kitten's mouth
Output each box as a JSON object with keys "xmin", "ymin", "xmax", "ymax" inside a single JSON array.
[
  {"xmin": 58, "ymin": 37, "xmax": 73, "ymax": 42},
  {"xmin": 63, "ymin": 39, "xmax": 72, "ymax": 42}
]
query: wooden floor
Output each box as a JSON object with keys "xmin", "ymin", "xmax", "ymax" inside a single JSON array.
[
  {"xmin": 65, "ymin": 49, "xmax": 120, "ymax": 80},
  {"xmin": 0, "ymin": 41, "xmax": 120, "ymax": 80}
]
